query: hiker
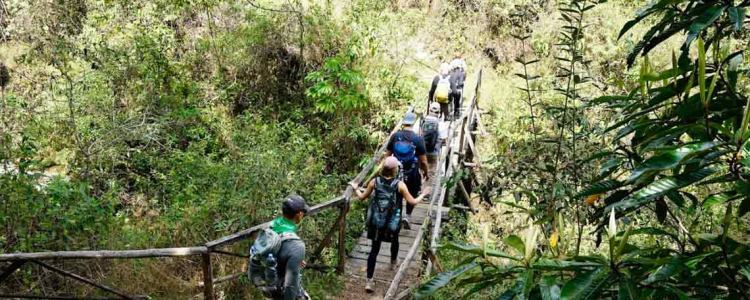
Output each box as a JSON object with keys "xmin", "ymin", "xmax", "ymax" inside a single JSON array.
[
  {"xmin": 349, "ymin": 156, "xmax": 431, "ymax": 293},
  {"xmin": 385, "ymin": 112, "xmax": 430, "ymax": 229},
  {"xmin": 248, "ymin": 195, "xmax": 311, "ymax": 300},
  {"xmin": 450, "ymin": 53, "xmax": 467, "ymax": 118},
  {"xmin": 428, "ymin": 63, "xmax": 456, "ymax": 121},
  {"xmin": 421, "ymin": 102, "xmax": 446, "ymax": 165}
]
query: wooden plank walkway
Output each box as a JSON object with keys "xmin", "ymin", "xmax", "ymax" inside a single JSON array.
[{"xmin": 334, "ymin": 117, "xmax": 459, "ymax": 300}]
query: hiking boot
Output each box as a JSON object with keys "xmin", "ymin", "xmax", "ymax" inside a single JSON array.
[
  {"xmin": 365, "ymin": 278, "xmax": 375, "ymax": 293},
  {"xmin": 390, "ymin": 258, "xmax": 399, "ymax": 271},
  {"xmin": 400, "ymin": 215, "xmax": 412, "ymax": 230}
]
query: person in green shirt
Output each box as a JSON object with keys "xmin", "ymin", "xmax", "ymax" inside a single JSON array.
[{"xmin": 271, "ymin": 195, "xmax": 310, "ymax": 300}]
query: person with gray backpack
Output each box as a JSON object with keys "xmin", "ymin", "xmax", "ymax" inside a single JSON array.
[
  {"xmin": 248, "ymin": 195, "xmax": 311, "ymax": 300},
  {"xmin": 350, "ymin": 157, "xmax": 431, "ymax": 293}
]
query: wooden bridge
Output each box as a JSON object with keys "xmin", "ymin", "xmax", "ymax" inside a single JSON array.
[{"xmin": 0, "ymin": 69, "xmax": 486, "ymax": 300}]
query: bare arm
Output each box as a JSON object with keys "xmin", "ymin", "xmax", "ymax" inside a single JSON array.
[
  {"xmin": 350, "ymin": 179, "xmax": 376, "ymax": 201},
  {"xmin": 419, "ymin": 154, "xmax": 429, "ymax": 180},
  {"xmin": 398, "ymin": 182, "xmax": 431, "ymax": 206}
]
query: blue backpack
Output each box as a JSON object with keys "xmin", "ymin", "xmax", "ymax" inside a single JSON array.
[{"xmin": 393, "ymin": 132, "xmax": 417, "ymax": 173}]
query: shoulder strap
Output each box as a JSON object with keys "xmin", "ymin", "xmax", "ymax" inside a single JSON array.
[{"xmin": 278, "ymin": 232, "xmax": 300, "ymax": 242}]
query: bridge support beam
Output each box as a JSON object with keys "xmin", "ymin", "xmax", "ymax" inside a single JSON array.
[
  {"xmin": 202, "ymin": 252, "xmax": 214, "ymax": 300},
  {"xmin": 336, "ymin": 203, "xmax": 349, "ymax": 274}
]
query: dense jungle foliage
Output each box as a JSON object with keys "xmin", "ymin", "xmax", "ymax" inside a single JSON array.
[{"xmin": 1, "ymin": 0, "xmax": 749, "ymax": 299}]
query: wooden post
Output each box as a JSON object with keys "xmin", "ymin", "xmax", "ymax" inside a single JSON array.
[
  {"xmin": 336, "ymin": 203, "xmax": 348, "ymax": 274},
  {"xmin": 202, "ymin": 252, "xmax": 214, "ymax": 300},
  {"xmin": 309, "ymin": 207, "xmax": 344, "ymax": 264},
  {"xmin": 0, "ymin": 261, "xmax": 24, "ymax": 283}
]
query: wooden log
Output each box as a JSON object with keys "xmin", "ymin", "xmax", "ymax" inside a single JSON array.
[
  {"xmin": 426, "ymin": 150, "xmax": 454, "ymax": 278},
  {"xmin": 426, "ymin": 251, "xmax": 443, "ymax": 273},
  {"xmin": 466, "ymin": 133, "xmax": 481, "ymax": 168},
  {"xmin": 458, "ymin": 181, "xmax": 477, "ymax": 214},
  {"xmin": 0, "ymin": 247, "xmax": 208, "ymax": 262},
  {"xmin": 0, "ymin": 261, "xmax": 24, "ymax": 283},
  {"xmin": 309, "ymin": 207, "xmax": 344, "ymax": 264},
  {"xmin": 0, "ymin": 295, "xmax": 147, "ymax": 300},
  {"xmin": 337, "ymin": 203, "xmax": 349, "ymax": 274},
  {"xmin": 383, "ymin": 217, "xmax": 430, "ymax": 300},
  {"xmin": 211, "ymin": 249, "xmax": 248, "ymax": 259},
  {"xmin": 394, "ymin": 282, "xmax": 420, "ymax": 300},
  {"xmin": 463, "ymin": 162, "xmax": 477, "ymax": 168},
  {"xmin": 451, "ymin": 204, "xmax": 471, "ymax": 211},
  {"xmin": 202, "ymin": 253, "xmax": 214, "ymax": 300},
  {"xmin": 208, "ymin": 273, "xmax": 243, "ymax": 286},
  {"xmin": 474, "ymin": 107, "xmax": 488, "ymax": 137},
  {"xmin": 31, "ymin": 260, "xmax": 139, "ymax": 300}
]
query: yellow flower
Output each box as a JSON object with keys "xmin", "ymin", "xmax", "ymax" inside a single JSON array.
[
  {"xmin": 585, "ymin": 194, "xmax": 601, "ymax": 205},
  {"xmin": 550, "ymin": 232, "xmax": 559, "ymax": 248}
]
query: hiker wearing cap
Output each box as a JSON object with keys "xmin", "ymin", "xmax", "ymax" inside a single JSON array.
[
  {"xmin": 429, "ymin": 63, "xmax": 457, "ymax": 121},
  {"xmin": 385, "ymin": 112, "xmax": 429, "ymax": 230},
  {"xmin": 350, "ymin": 156, "xmax": 431, "ymax": 293},
  {"xmin": 421, "ymin": 102, "xmax": 448, "ymax": 165},
  {"xmin": 248, "ymin": 195, "xmax": 311, "ymax": 300},
  {"xmin": 450, "ymin": 53, "xmax": 467, "ymax": 118}
]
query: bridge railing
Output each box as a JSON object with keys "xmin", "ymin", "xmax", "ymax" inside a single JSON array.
[{"xmin": 0, "ymin": 106, "xmax": 415, "ymax": 300}]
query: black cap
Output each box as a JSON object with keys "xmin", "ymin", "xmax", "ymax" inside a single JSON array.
[{"xmin": 282, "ymin": 194, "xmax": 309, "ymax": 215}]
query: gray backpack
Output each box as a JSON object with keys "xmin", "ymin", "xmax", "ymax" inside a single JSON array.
[{"xmin": 248, "ymin": 227, "xmax": 300, "ymax": 290}]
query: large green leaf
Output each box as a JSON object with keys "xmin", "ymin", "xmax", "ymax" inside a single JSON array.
[
  {"xmin": 414, "ymin": 262, "xmax": 479, "ymax": 299},
  {"xmin": 498, "ymin": 288, "xmax": 518, "ymax": 300},
  {"xmin": 685, "ymin": 5, "xmax": 728, "ymax": 47},
  {"xmin": 560, "ymin": 268, "xmax": 611, "ymax": 300},
  {"xmin": 577, "ymin": 180, "xmax": 623, "ymax": 198},
  {"xmin": 618, "ymin": 0, "xmax": 689, "ymax": 39},
  {"xmin": 728, "ymin": 7, "xmax": 747, "ymax": 32},
  {"xmin": 618, "ymin": 277, "xmax": 640, "ymax": 300},
  {"xmin": 532, "ymin": 260, "xmax": 603, "ymax": 271},
  {"xmin": 609, "ymin": 168, "xmax": 718, "ymax": 211},
  {"xmin": 504, "ymin": 235, "xmax": 526, "ymax": 255},
  {"xmin": 540, "ymin": 276, "xmax": 561, "ymax": 300},
  {"xmin": 642, "ymin": 257, "xmax": 683, "ymax": 284},
  {"xmin": 702, "ymin": 192, "xmax": 739, "ymax": 208},
  {"xmin": 628, "ymin": 142, "xmax": 721, "ymax": 183}
]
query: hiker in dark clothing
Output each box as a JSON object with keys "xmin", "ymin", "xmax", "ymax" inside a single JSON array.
[
  {"xmin": 428, "ymin": 63, "xmax": 456, "ymax": 121},
  {"xmin": 450, "ymin": 55, "xmax": 467, "ymax": 118},
  {"xmin": 249, "ymin": 195, "xmax": 310, "ymax": 300},
  {"xmin": 273, "ymin": 195, "xmax": 310, "ymax": 300},
  {"xmin": 385, "ymin": 112, "xmax": 430, "ymax": 230},
  {"xmin": 350, "ymin": 156, "xmax": 431, "ymax": 293}
]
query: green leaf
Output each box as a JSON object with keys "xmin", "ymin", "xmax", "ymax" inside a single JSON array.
[
  {"xmin": 504, "ymin": 235, "xmax": 526, "ymax": 255},
  {"xmin": 577, "ymin": 180, "xmax": 623, "ymax": 198},
  {"xmin": 618, "ymin": 277, "xmax": 640, "ymax": 300},
  {"xmin": 532, "ymin": 260, "xmax": 603, "ymax": 271},
  {"xmin": 414, "ymin": 262, "xmax": 479, "ymax": 299},
  {"xmin": 685, "ymin": 6, "xmax": 728, "ymax": 47},
  {"xmin": 702, "ymin": 192, "xmax": 736, "ymax": 208},
  {"xmin": 728, "ymin": 7, "xmax": 747, "ymax": 32},
  {"xmin": 442, "ymin": 242, "xmax": 521, "ymax": 261},
  {"xmin": 522, "ymin": 270, "xmax": 535, "ymax": 298},
  {"xmin": 560, "ymin": 268, "xmax": 611, "ymax": 300},
  {"xmin": 609, "ymin": 168, "xmax": 718, "ymax": 211},
  {"xmin": 540, "ymin": 276, "xmax": 561, "ymax": 300},
  {"xmin": 642, "ymin": 257, "xmax": 682, "ymax": 284},
  {"xmin": 627, "ymin": 142, "xmax": 721, "ymax": 183}
]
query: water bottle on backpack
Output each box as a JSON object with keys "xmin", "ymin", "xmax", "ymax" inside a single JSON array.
[
  {"xmin": 264, "ymin": 253, "xmax": 278, "ymax": 284},
  {"xmin": 389, "ymin": 208, "xmax": 401, "ymax": 232}
]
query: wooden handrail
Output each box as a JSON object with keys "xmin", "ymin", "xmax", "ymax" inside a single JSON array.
[{"xmin": 0, "ymin": 247, "xmax": 208, "ymax": 262}]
